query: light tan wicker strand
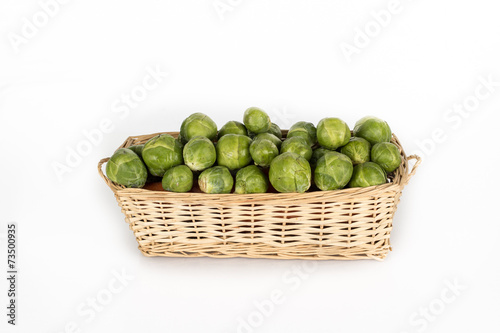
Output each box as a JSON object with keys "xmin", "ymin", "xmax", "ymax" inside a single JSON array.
[{"xmin": 98, "ymin": 132, "xmax": 421, "ymax": 260}]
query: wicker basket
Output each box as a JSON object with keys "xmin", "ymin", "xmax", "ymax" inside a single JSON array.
[{"xmin": 98, "ymin": 131, "xmax": 420, "ymax": 261}]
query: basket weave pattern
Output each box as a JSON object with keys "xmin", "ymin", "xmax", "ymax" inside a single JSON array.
[{"xmin": 98, "ymin": 132, "xmax": 420, "ymax": 261}]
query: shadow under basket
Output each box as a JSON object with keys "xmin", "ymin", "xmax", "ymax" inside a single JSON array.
[{"xmin": 98, "ymin": 131, "xmax": 421, "ymax": 261}]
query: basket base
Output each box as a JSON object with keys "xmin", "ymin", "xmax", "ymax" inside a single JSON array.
[{"xmin": 137, "ymin": 244, "xmax": 390, "ymax": 261}]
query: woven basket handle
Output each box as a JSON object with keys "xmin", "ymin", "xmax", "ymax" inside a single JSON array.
[
  {"xmin": 403, "ymin": 155, "xmax": 421, "ymax": 186},
  {"xmin": 98, "ymin": 158, "xmax": 112, "ymax": 186}
]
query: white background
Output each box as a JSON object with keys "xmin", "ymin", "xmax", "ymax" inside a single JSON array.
[{"xmin": 1, "ymin": 0, "xmax": 499, "ymax": 332}]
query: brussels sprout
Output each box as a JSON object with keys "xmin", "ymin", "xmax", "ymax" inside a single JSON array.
[
  {"xmin": 348, "ymin": 162, "xmax": 387, "ymax": 188},
  {"xmin": 235, "ymin": 165, "xmax": 269, "ymax": 194},
  {"xmin": 371, "ymin": 142, "xmax": 402, "ymax": 173},
  {"xmin": 128, "ymin": 144, "xmax": 144, "ymax": 159},
  {"xmin": 218, "ymin": 121, "xmax": 247, "ymax": 139},
  {"xmin": 183, "ymin": 136, "xmax": 216, "ymax": 171},
  {"xmin": 314, "ymin": 152, "xmax": 353, "ymax": 191},
  {"xmin": 179, "ymin": 113, "xmax": 218, "ymax": 144},
  {"xmin": 106, "ymin": 148, "xmax": 148, "ymax": 188},
  {"xmin": 142, "ymin": 134, "xmax": 184, "ymax": 177},
  {"xmin": 162, "ymin": 165, "xmax": 193, "ymax": 192},
  {"xmin": 268, "ymin": 123, "xmax": 283, "ymax": 139},
  {"xmin": 243, "ymin": 107, "xmax": 271, "ymax": 134},
  {"xmin": 340, "ymin": 137, "xmax": 371, "ymax": 165},
  {"xmin": 249, "ymin": 139, "xmax": 279, "ymax": 168},
  {"xmin": 291, "ymin": 121, "xmax": 316, "ymax": 139},
  {"xmin": 198, "ymin": 166, "xmax": 234, "ymax": 194},
  {"xmin": 253, "ymin": 132, "xmax": 282, "ymax": 149},
  {"xmin": 280, "ymin": 137, "xmax": 313, "ymax": 161},
  {"xmin": 353, "ymin": 116, "xmax": 392, "ymax": 145},
  {"xmin": 249, "ymin": 125, "xmax": 281, "ymax": 139},
  {"xmin": 177, "ymin": 132, "xmax": 185, "ymax": 145},
  {"xmin": 316, "ymin": 117, "xmax": 351, "ymax": 150},
  {"xmin": 288, "ymin": 121, "xmax": 316, "ymax": 145},
  {"xmin": 129, "ymin": 145, "xmax": 157, "ymax": 183},
  {"xmin": 287, "ymin": 129, "xmax": 313, "ymax": 146},
  {"xmin": 216, "ymin": 134, "xmax": 253, "ymax": 170},
  {"xmin": 310, "ymin": 147, "xmax": 334, "ymax": 167},
  {"xmin": 269, "ymin": 152, "xmax": 311, "ymax": 193}
]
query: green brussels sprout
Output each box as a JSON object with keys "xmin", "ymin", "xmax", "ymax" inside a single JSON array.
[
  {"xmin": 142, "ymin": 134, "xmax": 184, "ymax": 177},
  {"xmin": 353, "ymin": 116, "xmax": 392, "ymax": 145},
  {"xmin": 310, "ymin": 147, "xmax": 334, "ymax": 167},
  {"xmin": 216, "ymin": 134, "xmax": 253, "ymax": 170},
  {"xmin": 340, "ymin": 137, "xmax": 371, "ymax": 165},
  {"xmin": 371, "ymin": 142, "xmax": 402, "ymax": 173},
  {"xmin": 249, "ymin": 139, "xmax": 279, "ymax": 168},
  {"xmin": 177, "ymin": 132, "xmax": 185, "ymax": 145},
  {"xmin": 162, "ymin": 165, "xmax": 193, "ymax": 192},
  {"xmin": 129, "ymin": 144, "xmax": 159, "ymax": 183},
  {"xmin": 179, "ymin": 113, "xmax": 218, "ymax": 144},
  {"xmin": 128, "ymin": 144, "xmax": 144, "ymax": 159},
  {"xmin": 280, "ymin": 137, "xmax": 313, "ymax": 161},
  {"xmin": 218, "ymin": 121, "xmax": 247, "ymax": 139},
  {"xmin": 268, "ymin": 123, "xmax": 283, "ymax": 139},
  {"xmin": 106, "ymin": 148, "xmax": 148, "ymax": 188},
  {"xmin": 287, "ymin": 129, "xmax": 313, "ymax": 146},
  {"xmin": 348, "ymin": 162, "xmax": 387, "ymax": 188},
  {"xmin": 198, "ymin": 166, "xmax": 234, "ymax": 194},
  {"xmin": 183, "ymin": 136, "xmax": 216, "ymax": 171},
  {"xmin": 253, "ymin": 132, "xmax": 282, "ymax": 149},
  {"xmin": 235, "ymin": 165, "xmax": 269, "ymax": 194},
  {"xmin": 129, "ymin": 144, "xmax": 160, "ymax": 183},
  {"xmin": 316, "ymin": 117, "xmax": 351, "ymax": 150},
  {"xmin": 249, "ymin": 124, "xmax": 281, "ymax": 139},
  {"xmin": 288, "ymin": 121, "xmax": 316, "ymax": 145},
  {"xmin": 243, "ymin": 107, "xmax": 271, "ymax": 134},
  {"xmin": 314, "ymin": 152, "xmax": 353, "ymax": 191},
  {"xmin": 269, "ymin": 152, "xmax": 311, "ymax": 193}
]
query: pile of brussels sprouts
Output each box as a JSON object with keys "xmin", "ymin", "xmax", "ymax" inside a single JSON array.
[{"xmin": 105, "ymin": 107, "xmax": 402, "ymax": 194}]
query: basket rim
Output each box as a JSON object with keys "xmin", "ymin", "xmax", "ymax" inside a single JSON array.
[{"xmin": 98, "ymin": 131, "xmax": 421, "ymax": 201}]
